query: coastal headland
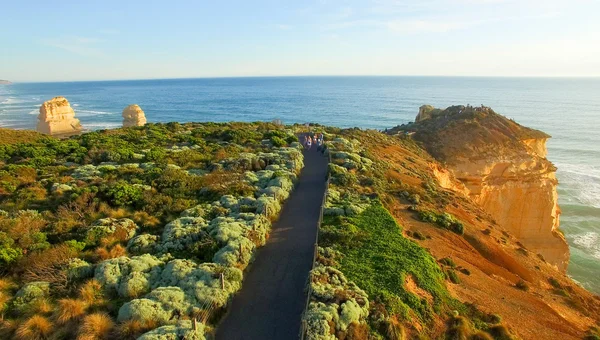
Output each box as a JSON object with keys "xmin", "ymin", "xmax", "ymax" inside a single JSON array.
[{"xmin": 0, "ymin": 105, "xmax": 598, "ymax": 340}]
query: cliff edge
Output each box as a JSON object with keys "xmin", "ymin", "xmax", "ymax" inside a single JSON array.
[{"xmin": 391, "ymin": 105, "xmax": 569, "ymax": 271}]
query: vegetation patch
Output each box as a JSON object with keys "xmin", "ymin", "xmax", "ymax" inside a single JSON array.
[{"xmin": 0, "ymin": 122, "xmax": 304, "ymax": 339}]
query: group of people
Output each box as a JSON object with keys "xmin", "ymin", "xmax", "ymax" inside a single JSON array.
[{"xmin": 303, "ymin": 133, "xmax": 324, "ymax": 151}]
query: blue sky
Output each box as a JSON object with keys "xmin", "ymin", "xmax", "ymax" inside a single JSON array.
[{"xmin": 1, "ymin": 0, "xmax": 599, "ymax": 81}]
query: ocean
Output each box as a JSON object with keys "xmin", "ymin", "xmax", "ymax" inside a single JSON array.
[{"xmin": 1, "ymin": 76, "xmax": 599, "ymax": 294}]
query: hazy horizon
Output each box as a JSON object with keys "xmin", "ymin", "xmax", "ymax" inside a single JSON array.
[
  {"xmin": 2, "ymin": 0, "xmax": 600, "ymax": 82},
  {"xmin": 4, "ymin": 74, "xmax": 600, "ymax": 85}
]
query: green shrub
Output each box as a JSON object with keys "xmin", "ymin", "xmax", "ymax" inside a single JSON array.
[
  {"xmin": 0, "ymin": 232, "xmax": 23, "ymax": 267},
  {"xmin": 270, "ymin": 136, "xmax": 286, "ymax": 147},
  {"xmin": 446, "ymin": 270, "xmax": 461, "ymax": 284},
  {"xmin": 547, "ymin": 277, "xmax": 561, "ymax": 289},
  {"xmin": 515, "ymin": 280, "xmax": 529, "ymax": 291},
  {"xmin": 103, "ymin": 181, "xmax": 144, "ymax": 206},
  {"xmin": 138, "ymin": 320, "xmax": 205, "ymax": 340},
  {"xmin": 418, "ymin": 210, "xmax": 464, "ymax": 235},
  {"xmin": 412, "ymin": 231, "xmax": 426, "ymax": 240},
  {"xmin": 486, "ymin": 325, "xmax": 514, "ymax": 340},
  {"xmin": 319, "ymin": 223, "xmax": 360, "ymax": 248},
  {"xmin": 11, "ymin": 281, "xmax": 51, "ymax": 315},
  {"xmin": 65, "ymin": 240, "xmax": 86, "ymax": 252},
  {"xmin": 459, "ymin": 268, "xmax": 471, "ymax": 276},
  {"xmin": 440, "ymin": 257, "xmax": 456, "ymax": 268}
]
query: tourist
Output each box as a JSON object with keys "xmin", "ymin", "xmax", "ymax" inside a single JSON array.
[
  {"xmin": 316, "ymin": 137, "xmax": 323, "ymax": 152},
  {"xmin": 306, "ymin": 137, "xmax": 312, "ymax": 150}
]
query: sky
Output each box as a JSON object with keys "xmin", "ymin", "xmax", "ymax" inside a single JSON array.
[{"xmin": 1, "ymin": 0, "xmax": 600, "ymax": 82}]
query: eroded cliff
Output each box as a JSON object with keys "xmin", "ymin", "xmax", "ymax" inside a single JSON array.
[{"xmin": 391, "ymin": 105, "xmax": 569, "ymax": 271}]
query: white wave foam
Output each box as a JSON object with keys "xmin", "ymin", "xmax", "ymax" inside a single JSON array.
[
  {"xmin": 557, "ymin": 162, "xmax": 600, "ymax": 208},
  {"xmin": 1, "ymin": 97, "xmax": 25, "ymax": 105},
  {"xmin": 84, "ymin": 122, "xmax": 121, "ymax": 130},
  {"xmin": 573, "ymin": 232, "xmax": 600, "ymax": 260},
  {"xmin": 28, "ymin": 110, "xmax": 37, "ymax": 115},
  {"xmin": 77, "ymin": 110, "xmax": 114, "ymax": 115}
]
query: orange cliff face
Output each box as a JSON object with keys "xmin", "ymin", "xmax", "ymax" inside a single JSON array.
[
  {"xmin": 390, "ymin": 105, "xmax": 570, "ymax": 271},
  {"xmin": 449, "ymin": 138, "xmax": 568, "ymax": 270}
]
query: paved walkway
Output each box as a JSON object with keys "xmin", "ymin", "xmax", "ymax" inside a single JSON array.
[{"xmin": 216, "ymin": 142, "xmax": 328, "ymax": 340}]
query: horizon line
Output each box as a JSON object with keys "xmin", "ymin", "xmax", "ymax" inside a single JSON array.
[{"xmin": 6, "ymin": 74, "xmax": 600, "ymax": 84}]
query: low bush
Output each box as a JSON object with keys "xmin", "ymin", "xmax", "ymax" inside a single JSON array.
[
  {"xmin": 439, "ymin": 257, "xmax": 456, "ymax": 268},
  {"xmin": 514, "ymin": 280, "xmax": 529, "ymax": 291},
  {"xmin": 446, "ymin": 270, "xmax": 461, "ymax": 284},
  {"xmin": 418, "ymin": 210, "xmax": 464, "ymax": 235}
]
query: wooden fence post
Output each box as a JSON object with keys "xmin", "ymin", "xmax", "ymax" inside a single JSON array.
[{"xmin": 220, "ymin": 273, "xmax": 225, "ymax": 290}]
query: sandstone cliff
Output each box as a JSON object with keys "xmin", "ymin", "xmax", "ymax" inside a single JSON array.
[
  {"xmin": 122, "ymin": 104, "xmax": 147, "ymax": 127},
  {"xmin": 391, "ymin": 105, "xmax": 569, "ymax": 271},
  {"xmin": 37, "ymin": 97, "xmax": 82, "ymax": 136},
  {"xmin": 0, "ymin": 80, "xmax": 11, "ymax": 85}
]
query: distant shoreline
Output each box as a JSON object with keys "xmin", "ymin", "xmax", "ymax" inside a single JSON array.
[{"xmin": 0, "ymin": 80, "xmax": 11, "ymax": 85}]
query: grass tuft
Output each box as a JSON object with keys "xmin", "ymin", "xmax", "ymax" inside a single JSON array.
[
  {"xmin": 14, "ymin": 315, "xmax": 54, "ymax": 340},
  {"xmin": 77, "ymin": 313, "xmax": 115, "ymax": 340},
  {"xmin": 55, "ymin": 299, "xmax": 88, "ymax": 324}
]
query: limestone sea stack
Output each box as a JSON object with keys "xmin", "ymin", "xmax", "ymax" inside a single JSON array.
[
  {"xmin": 392, "ymin": 105, "xmax": 570, "ymax": 271},
  {"xmin": 122, "ymin": 104, "xmax": 147, "ymax": 127},
  {"xmin": 37, "ymin": 97, "xmax": 82, "ymax": 136}
]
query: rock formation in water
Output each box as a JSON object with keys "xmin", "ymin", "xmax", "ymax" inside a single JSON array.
[
  {"xmin": 0, "ymin": 80, "xmax": 11, "ymax": 85},
  {"xmin": 122, "ymin": 104, "xmax": 147, "ymax": 127},
  {"xmin": 37, "ymin": 96, "xmax": 82, "ymax": 136},
  {"xmin": 392, "ymin": 105, "xmax": 569, "ymax": 271}
]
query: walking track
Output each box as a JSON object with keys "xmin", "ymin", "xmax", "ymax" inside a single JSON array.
[{"xmin": 216, "ymin": 142, "xmax": 328, "ymax": 340}]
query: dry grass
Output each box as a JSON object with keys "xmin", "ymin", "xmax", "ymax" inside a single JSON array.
[
  {"xmin": 117, "ymin": 319, "xmax": 158, "ymax": 339},
  {"xmin": 28, "ymin": 298, "xmax": 54, "ymax": 315},
  {"xmin": 99, "ymin": 206, "xmax": 129, "ymax": 219},
  {"xmin": 0, "ymin": 318, "xmax": 18, "ymax": 338},
  {"xmin": 0, "ymin": 278, "xmax": 17, "ymax": 291},
  {"xmin": 95, "ymin": 244, "xmax": 127, "ymax": 261},
  {"xmin": 0, "ymin": 291, "xmax": 12, "ymax": 312},
  {"xmin": 0, "ymin": 278, "xmax": 17, "ymax": 312},
  {"xmin": 99, "ymin": 227, "xmax": 130, "ymax": 247},
  {"xmin": 14, "ymin": 315, "xmax": 54, "ymax": 340},
  {"xmin": 79, "ymin": 280, "xmax": 104, "ymax": 306},
  {"xmin": 54, "ymin": 299, "xmax": 87, "ymax": 324},
  {"xmin": 132, "ymin": 211, "xmax": 161, "ymax": 228},
  {"xmin": 0, "ymin": 128, "xmax": 46, "ymax": 145},
  {"xmin": 21, "ymin": 245, "xmax": 77, "ymax": 294},
  {"xmin": 77, "ymin": 313, "xmax": 115, "ymax": 340}
]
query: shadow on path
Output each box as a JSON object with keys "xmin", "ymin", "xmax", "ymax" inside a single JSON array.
[{"xmin": 216, "ymin": 141, "xmax": 328, "ymax": 340}]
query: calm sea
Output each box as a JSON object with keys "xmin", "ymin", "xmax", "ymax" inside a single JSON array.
[{"xmin": 1, "ymin": 76, "xmax": 599, "ymax": 293}]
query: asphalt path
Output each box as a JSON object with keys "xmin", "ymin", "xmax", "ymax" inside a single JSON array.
[{"xmin": 216, "ymin": 142, "xmax": 328, "ymax": 340}]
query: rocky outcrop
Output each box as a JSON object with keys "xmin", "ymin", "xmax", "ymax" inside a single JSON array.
[
  {"xmin": 0, "ymin": 80, "xmax": 11, "ymax": 85},
  {"xmin": 415, "ymin": 105, "xmax": 436, "ymax": 122},
  {"xmin": 122, "ymin": 104, "xmax": 147, "ymax": 127},
  {"xmin": 37, "ymin": 97, "xmax": 82, "ymax": 136},
  {"xmin": 394, "ymin": 105, "xmax": 569, "ymax": 271}
]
